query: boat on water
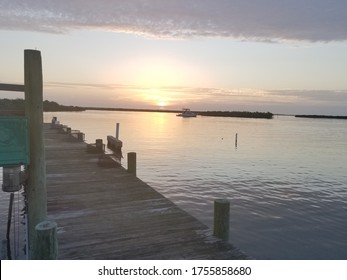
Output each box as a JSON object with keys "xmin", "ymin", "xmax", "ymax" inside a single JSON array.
[{"xmin": 176, "ymin": 108, "xmax": 197, "ymax": 118}]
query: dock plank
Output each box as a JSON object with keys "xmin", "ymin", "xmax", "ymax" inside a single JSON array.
[{"xmin": 44, "ymin": 124, "xmax": 249, "ymax": 259}]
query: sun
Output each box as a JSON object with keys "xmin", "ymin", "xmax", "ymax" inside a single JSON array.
[
  {"xmin": 141, "ymin": 88, "xmax": 172, "ymax": 108},
  {"xmin": 158, "ymin": 101, "xmax": 168, "ymax": 107}
]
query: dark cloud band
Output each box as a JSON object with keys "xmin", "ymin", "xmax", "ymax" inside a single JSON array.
[{"xmin": 1, "ymin": 0, "xmax": 347, "ymax": 41}]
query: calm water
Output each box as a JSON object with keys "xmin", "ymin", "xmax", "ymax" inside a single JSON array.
[{"xmin": 1, "ymin": 110, "xmax": 346, "ymax": 259}]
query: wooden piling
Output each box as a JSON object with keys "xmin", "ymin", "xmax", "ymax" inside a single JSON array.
[
  {"xmin": 24, "ymin": 49, "xmax": 47, "ymax": 259},
  {"xmin": 213, "ymin": 199, "xmax": 230, "ymax": 241},
  {"xmin": 33, "ymin": 221, "xmax": 58, "ymax": 260},
  {"xmin": 127, "ymin": 152, "xmax": 137, "ymax": 176},
  {"xmin": 235, "ymin": 133, "xmax": 238, "ymax": 148},
  {"xmin": 77, "ymin": 132, "xmax": 84, "ymax": 142},
  {"xmin": 87, "ymin": 139, "xmax": 104, "ymax": 153},
  {"xmin": 95, "ymin": 139, "xmax": 103, "ymax": 152}
]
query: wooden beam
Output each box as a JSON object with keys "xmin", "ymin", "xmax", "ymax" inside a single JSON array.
[
  {"xmin": 0, "ymin": 83, "xmax": 25, "ymax": 92},
  {"xmin": 0, "ymin": 110, "xmax": 25, "ymax": 116}
]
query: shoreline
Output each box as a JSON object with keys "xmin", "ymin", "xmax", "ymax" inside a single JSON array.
[
  {"xmin": 83, "ymin": 107, "xmax": 274, "ymax": 119},
  {"xmin": 3, "ymin": 98, "xmax": 347, "ymax": 120},
  {"xmin": 295, "ymin": 114, "xmax": 347, "ymax": 120}
]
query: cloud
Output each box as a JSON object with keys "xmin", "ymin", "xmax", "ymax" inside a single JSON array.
[
  {"xmin": 1, "ymin": 0, "xmax": 346, "ymax": 41},
  {"xmin": 44, "ymin": 82, "xmax": 347, "ymax": 114}
]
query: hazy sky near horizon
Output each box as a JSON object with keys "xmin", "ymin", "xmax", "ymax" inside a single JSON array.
[{"xmin": 1, "ymin": 0, "xmax": 347, "ymax": 114}]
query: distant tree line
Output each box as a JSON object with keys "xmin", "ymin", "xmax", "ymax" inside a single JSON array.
[
  {"xmin": 82, "ymin": 106, "xmax": 180, "ymax": 113},
  {"xmin": 295, "ymin": 115, "xmax": 347, "ymax": 120},
  {"xmin": 0, "ymin": 98, "xmax": 84, "ymax": 112},
  {"xmin": 1, "ymin": 99, "xmax": 274, "ymax": 118},
  {"xmin": 197, "ymin": 111, "xmax": 273, "ymax": 119},
  {"xmin": 42, "ymin": 100, "xmax": 84, "ymax": 111}
]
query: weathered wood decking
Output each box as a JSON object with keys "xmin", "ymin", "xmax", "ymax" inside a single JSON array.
[{"xmin": 45, "ymin": 124, "xmax": 248, "ymax": 259}]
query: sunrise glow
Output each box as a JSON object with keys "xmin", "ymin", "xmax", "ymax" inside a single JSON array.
[
  {"xmin": 157, "ymin": 101, "xmax": 168, "ymax": 107},
  {"xmin": 1, "ymin": 1, "xmax": 347, "ymax": 115}
]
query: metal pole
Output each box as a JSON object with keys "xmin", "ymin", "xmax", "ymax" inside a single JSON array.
[
  {"xmin": 6, "ymin": 193, "xmax": 14, "ymax": 240},
  {"xmin": 6, "ymin": 193, "xmax": 14, "ymax": 259},
  {"xmin": 116, "ymin": 123, "xmax": 120, "ymax": 140}
]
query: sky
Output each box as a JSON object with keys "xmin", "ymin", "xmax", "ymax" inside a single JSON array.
[{"xmin": 1, "ymin": 0, "xmax": 347, "ymax": 115}]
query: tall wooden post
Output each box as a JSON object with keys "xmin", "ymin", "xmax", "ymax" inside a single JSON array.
[{"xmin": 24, "ymin": 49, "xmax": 47, "ymax": 259}]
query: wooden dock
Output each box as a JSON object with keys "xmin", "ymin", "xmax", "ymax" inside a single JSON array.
[{"xmin": 44, "ymin": 124, "xmax": 249, "ymax": 260}]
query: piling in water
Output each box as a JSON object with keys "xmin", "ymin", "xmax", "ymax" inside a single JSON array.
[
  {"xmin": 127, "ymin": 152, "xmax": 137, "ymax": 176},
  {"xmin": 213, "ymin": 199, "xmax": 230, "ymax": 241}
]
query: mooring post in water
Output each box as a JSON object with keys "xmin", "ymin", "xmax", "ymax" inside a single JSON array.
[
  {"xmin": 127, "ymin": 152, "xmax": 137, "ymax": 176},
  {"xmin": 24, "ymin": 49, "xmax": 47, "ymax": 259},
  {"xmin": 213, "ymin": 199, "xmax": 230, "ymax": 241},
  {"xmin": 235, "ymin": 133, "xmax": 238, "ymax": 148},
  {"xmin": 33, "ymin": 221, "xmax": 58, "ymax": 259},
  {"xmin": 116, "ymin": 123, "xmax": 120, "ymax": 140}
]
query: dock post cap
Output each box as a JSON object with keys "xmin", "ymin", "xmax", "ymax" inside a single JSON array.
[
  {"xmin": 214, "ymin": 199, "xmax": 230, "ymax": 204},
  {"xmin": 35, "ymin": 220, "xmax": 57, "ymax": 231}
]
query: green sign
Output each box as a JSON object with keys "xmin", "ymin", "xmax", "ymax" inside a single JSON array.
[{"xmin": 0, "ymin": 117, "xmax": 29, "ymax": 166}]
